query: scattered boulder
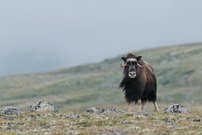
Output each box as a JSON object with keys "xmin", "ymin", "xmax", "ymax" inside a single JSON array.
[
  {"xmin": 86, "ymin": 107, "xmax": 100, "ymax": 113},
  {"xmin": 1, "ymin": 106, "xmax": 22, "ymax": 116},
  {"xmin": 86, "ymin": 107, "xmax": 123, "ymax": 113},
  {"xmin": 165, "ymin": 104, "xmax": 188, "ymax": 113},
  {"xmin": 29, "ymin": 101, "xmax": 58, "ymax": 113}
]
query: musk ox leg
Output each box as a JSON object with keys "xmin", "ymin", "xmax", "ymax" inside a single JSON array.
[
  {"xmin": 153, "ymin": 101, "xmax": 159, "ymax": 112},
  {"xmin": 137, "ymin": 99, "xmax": 142, "ymax": 112},
  {"xmin": 127, "ymin": 103, "xmax": 132, "ymax": 112},
  {"xmin": 141, "ymin": 101, "xmax": 146, "ymax": 111}
]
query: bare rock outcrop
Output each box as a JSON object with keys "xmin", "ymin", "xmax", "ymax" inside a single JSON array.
[
  {"xmin": 1, "ymin": 106, "xmax": 22, "ymax": 116},
  {"xmin": 29, "ymin": 101, "xmax": 58, "ymax": 113},
  {"xmin": 165, "ymin": 104, "xmax": 188, "ymax": 113}
]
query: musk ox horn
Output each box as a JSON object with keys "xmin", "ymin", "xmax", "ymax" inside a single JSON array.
[
  {"xmin": 120, "ymin": 63, "xmax": 126, "ymax": 68},
  {"xmin": 137, "ymin": 63, "xmax": 143, "ymax": 67}
]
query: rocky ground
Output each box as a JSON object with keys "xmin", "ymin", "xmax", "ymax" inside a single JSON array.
[{"xmin": 0, "ymin": 106, "xmax": 201, "ymax": 135}]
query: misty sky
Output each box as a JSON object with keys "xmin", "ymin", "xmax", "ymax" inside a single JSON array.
[{"xmin": 0, "ymin": 0, "xmax": 202, "ymax": 76}]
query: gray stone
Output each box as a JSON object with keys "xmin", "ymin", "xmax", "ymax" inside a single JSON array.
[
  {"xmin": 165, "ymin": 104, "xmax": 188, "ymax": 113},
  {"xmin": 1, "ymin": 106, "xmax": 22, "ymax": 116},
  {"xmin": 86, "ymin": 107, "xmax": 123, "ymax": 113},
  {"xmin": 29, "ymin": 101, "xmax": 58, "ymax": 113},
  {"xmin": 86, "ymin": 107, "xmax": 100, "ymax": 113}
]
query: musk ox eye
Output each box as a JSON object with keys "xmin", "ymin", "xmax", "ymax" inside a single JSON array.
[
  {"xmin": 127, "ymin": 61, "xmax": 136, "ymax": 65},
  {"xmin": 131, "ymin": 61, "xmax": 135, "ymax": 65},
  {"xmin": 131, "ymin": 61, "xmax": 137, "ymax": 66},
  {"xmin": 126, "ymin": 62, "xmax": 130, "ymax": 65}
]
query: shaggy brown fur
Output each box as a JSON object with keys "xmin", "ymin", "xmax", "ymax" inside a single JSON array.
[{"xmin": 119, "ymin": 53, "xmax": 159, "ymax": 111}]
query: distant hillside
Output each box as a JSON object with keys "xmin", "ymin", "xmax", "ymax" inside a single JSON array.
[{"xmin": 0, "ymin": 43, "xmax": 202, "ymax": 111}]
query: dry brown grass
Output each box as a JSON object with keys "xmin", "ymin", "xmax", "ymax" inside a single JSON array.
[{"xmin": 0, "ymin": 108, "xmax": 201, "ymax": 135}]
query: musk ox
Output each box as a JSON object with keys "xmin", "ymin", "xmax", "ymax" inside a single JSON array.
[{"xmin": 119, "ymin": 53, "xmax": 159, "ymax": 112}]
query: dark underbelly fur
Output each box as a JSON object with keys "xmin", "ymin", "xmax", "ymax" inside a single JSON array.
[{"xmin": 122, "ymin": 79, "xmax": 157, "ymax": 103}]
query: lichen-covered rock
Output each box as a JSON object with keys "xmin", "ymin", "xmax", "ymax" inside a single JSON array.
[
  {"xmin": 29, "ymin": 101, "xmax": 58, "ymax": 113},
  {"xmin": 165, "ymin": 104, "xmax": 188, "ymax": 113},
  {"xmin": 86, "ymin": 107, "xmax": 123, "ymax": 113},
  {"xmin": 1, "ymin": 106, "xmax": 22, "ymax": 116},
  {"xmin": 86, "ymin": 107, "xmax": 100, "ymax": 113}
]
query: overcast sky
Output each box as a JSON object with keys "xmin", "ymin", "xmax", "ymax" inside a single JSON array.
[{"xmin": 0, "ymin": 0, "xmax": 202, "ymax": 76}]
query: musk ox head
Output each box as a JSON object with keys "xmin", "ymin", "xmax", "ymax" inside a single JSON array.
[{"xmin": 121, "ymin": 54, "xmax": 142, "ymax": 79}]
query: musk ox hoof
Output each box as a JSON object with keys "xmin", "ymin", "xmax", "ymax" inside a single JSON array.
[
  {"xmin": 165, "ymin": 104, "xmax": 188, "ymax": 113},
  {"xmin": 1, "ymin": 106, "xmax": 22, "ymax": 116}
]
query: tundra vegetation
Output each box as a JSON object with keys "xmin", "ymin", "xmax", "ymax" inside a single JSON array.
[{"xmin": 0, "ymin": 43, "xmax": 202, "ymax": 134}]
